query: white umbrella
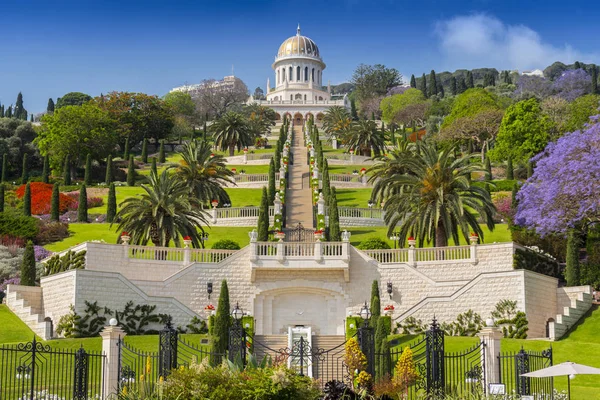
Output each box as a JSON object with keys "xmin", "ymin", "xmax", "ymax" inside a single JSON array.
[{"xmin": 521, "ymin": 361, "xmax": 600, "ymax": 399}]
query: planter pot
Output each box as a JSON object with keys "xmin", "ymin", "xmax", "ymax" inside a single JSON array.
[
  {"xmin": 183, "ymin": 239, "xmax": 192, "ymax": 248},
  {"xmin": 314, "ymin": 233, "xmax": 323, "ymax": 241},
  {"xmin": 408, "ymin": 239, "xmax": 416, "ymax": 247},
  {"xmin": 274, "ymin": 232, "xmax": 285, "ymax": 242}
]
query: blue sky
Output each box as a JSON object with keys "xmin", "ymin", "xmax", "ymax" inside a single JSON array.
[{"xmin": 1, "ymin": 0, "xmax": 598, "ymax": 113}]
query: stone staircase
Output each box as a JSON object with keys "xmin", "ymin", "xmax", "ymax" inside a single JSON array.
[
  {"xmin": 5, "ymin": 285, "xmax": 51, "ymax": 340},
  {"xmin": 252, "ymin": 334, "xmax": 289, "ymax": 363},
  {"xmin": 549, "ymin": 286, "xmax": 594, "ymax": 340}
]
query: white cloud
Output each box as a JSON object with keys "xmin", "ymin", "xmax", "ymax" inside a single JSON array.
[{"xmin": 435, "ymin": 14, "xmax": 596, "ymax": 71}]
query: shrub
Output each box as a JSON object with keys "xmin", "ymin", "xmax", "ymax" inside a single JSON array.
[
  {"xmin": 43, "ymin": 250, "xmax": 85, "ymax": 276},
  {"xmin": 0, "ymin": 213, "xmax": 39, "ymax": 240},
  {"xmin": 35, "ymin": 221, "xmax": 69, "ymax": 245},
  {"xmin": 87, "ymin": 196, "xmax": 103, "ymax": 208},
  {"xmin": 0, "ymin": 246, "xmax": 24, "ymax": 281},
  {"xmin": 211, "ymin": 239, "xmax": 241, "ymax": 250},
  {"xmin": 15, "ymin": 182, "xmax": 76, "ymax": 215},
  {"xmin": 20, "ymin": 241, "xmax": 36, "ymax": 286},
  {"xmin": 357, "ymin": 237, "xmax": 391, "ymax": 250},
  {"xmin": 33, "ymin": 245, "xmax": 52, "ymax": 262},
  {"xmin": 513, "ymin": 247, "xmax": 561, "ymax": 279}
]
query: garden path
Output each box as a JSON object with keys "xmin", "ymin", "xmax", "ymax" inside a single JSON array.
[{"xmin": 286, "ymin": 125, "xmax": 313, "ymax": 227}]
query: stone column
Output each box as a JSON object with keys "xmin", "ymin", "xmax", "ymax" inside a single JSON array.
[
  {"xmin": 362, "ymin": 174, "xmax": 368, "ymax": 187},
  {"xmin": 317, "ymin": 193, "xmax": 325, "ymax": 215},
  {"xmin": 314, "ymin": 240, "xmax": 323, "ymax": 261},
  {"xmin": 407, "ymin": 242, "xmax": 416, "ymax": 267},
  {"xmin": 470, "ymin": 235, "xmax": 479, "ymax": 265},
  {"xmin": 477, "ymin": 322, "xmax": 503, "ymax": 391},
  {"xmin": 211, "ymin": 207, "xmax": 218, "ymax": 224},
  {"xmin": 276, "ymin": 241, "xmax": 285, "ymax": 263},
  {"xmin": 274, "ymin": 193, "xmax": 282, "ymax": 215},
  {"xmin": 249, "ymin": 230, "xmax": 258, "ymax": 262},
  {"xmin": 332, "ymin": 136, "xmax": 338, "ymax": 149},
  {"xmin": 243, "ymin": 152, "xmax": 248, "ymax": 164},
  {"xmin": 100, "ymin": 323, "xmax": 126, "ymax": 398}
]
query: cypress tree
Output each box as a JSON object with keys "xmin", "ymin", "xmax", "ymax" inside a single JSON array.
[
  {"xmin": 23, "ymin": 182, "xmax": 31, "ymax": 217},
  {"xmin": 84, "ymin": 154, "xmax": 92, "ymax": 186},
  {"xmin": 592, "ymin": 65, "xmax": 598, "ymax": 94},
  {"xmin": 21, "ymin": 154, "xmax": 28, "ymax": 183},
  {"xmin": 484, "ymin": 157, "xmax": 492, "ymax": 181},
  {"xmin": 77, "ymin": 184, "xmax": 88, "ymax": 222},
  {"xmin": 42, "ymin": 155, "xmax": 49, "ymax": 183},
  {"xmin": 379, "ymin": 337, "xmax": 391, "ymax": 379},
  {"xmin": 370, "ymin": 280, "xmax": 381, "ymax": 318},
  {"xmin": 450, "ymin": 76, "xmax": 457, "ymax": 96},
  {"xmin": 506, "ymin": 156, "xmax": 514, "ymax": 180},
  {"xmin": 410, "ymin": 74, "xmax": 416, "ymax": 88},
  {"xmin": 438, "ymin": 79, "xmax": 445, "ymax": 97},
  {"xmin": 566, "ymin": 229, "xmax": 581, "ymax": 286},
  {"xmin": 374, "ymin": 317, "xmax": 387, "ymax": 380},
  {"xmin": 268, "ymin": 158, "xmax": 276, "ymax": 205},
  {"xmin": 466, "ymin": 71, "xmax": 474, "ymax": 88},
  {"xmin": 527, "ymin": 161, "xmax": 534, "ymax": 179},
  {"xmin": 350, "ymin": 98, "xmax": 358, "ymax": 120},
  {"xmin": 0, "ymin": 184, "xmax": 4, "ymax": 213},
  {"xmin": 123, "ymin": 137, "xmax": 129, "ymax": 160},
  {"xmin": 105, "ymin": 154, "xmax": 113, "ymax": 185},
  {"xmin": 418, "ymin": 73, "xmax": 428, "ymax": 97},
  {"xmin": 6, "ymin": 105, "xmax": 12, "ymax": 118},
  {"xmin": 47, "ymin": 98, "xmax": 55, "ymax": 114},
  {"xmin": 141, "ymin": 138, "xmax": 148, "ymax": 163},
  {"xmin": 151, "ymin": 157, "xmax": 158, "ymax": 176},
  {"xmin": 30, "ymin": 115, "xmax": 33, "ymax": 122},
  {"xmin": 322, "ymin": 159, "xmax": 331, "ymax": 205},
  {"xmin": 329, "ymin": 186, "xmax": 340, "ymax": 241},
  {"xmin": 127, "ymin": 155, "xmax": 135, "ymax": 186},
  {"xmin": 428, "ymin": 70, "xmax": 438, "ymax": 97},
  {"xmin": 51, "ymin": 183, "xmax": 60, "ymax": 221},
  {"xmin": 20, "ymin": 241, "xmax": 36, "ymax": 286},
  {"xmin": 106, "ymin": 183, "xmax": 117, "ymax": 223},
  {"xmin": 1, "ymin": 153, "xmax": 7, "ymax": 183},
  {"xmin": 511, "ymin": 183, "xmax": 519, "ymax": 211},
  {"xmin": 159, "ymin": 140, "xmax": 166, "ymax": 163},
  {"xmin": 14, "ymin": 92, "xmax": 25, "ymax": 120},
  {"xmin": 211, "ymin": 280, "xmax": 231, "ymax": 365},
  {"xmin": 257, "ymin": 187, "xmax": 269, "ymax": 241},
  {"xmin": 63, "ymin": 155, "xmax": 71, "ymax": 185}
]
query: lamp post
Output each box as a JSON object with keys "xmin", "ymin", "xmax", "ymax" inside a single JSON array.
[
  {"xmin": 357, "ymin": 301, "xmax": 375, "ymax": 376},
  {"xmin": 199, "ymin": 232, "xmax": 209, "ymax": 249},
  {"xmin": 389, "ymin": 230, "xmax": 400, "ymax": 249},
  {"xmin": 228, "ymin": 302, "xmax": 246, "ymax": 364},
  {"xmin": 368, "ymin": 200, "xmax": 374, "ymax": 218}
]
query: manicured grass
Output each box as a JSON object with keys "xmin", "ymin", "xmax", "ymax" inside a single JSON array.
[
  {"xmin": 329, "ymin": 165, "xmax": 372, "ymax": 174},
  {"xmin": 336, "ymin": 189, "xmax": 373, "ymax": 207},
  {"xmin": 0, "ymin": 305, "xmax": 40, "ymax": 343},
  {"xmin": 227, "ymin": 164, "xmax": 270, "ymax": 174}
]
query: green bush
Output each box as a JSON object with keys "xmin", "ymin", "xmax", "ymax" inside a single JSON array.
[
  {"xmin": 472, "ymin": 179, "xmax": 518, "ymax": 192},
  {"xmin": 357, "ymin": 237, "xmax": 391, "ymax": 250},
  {"xmin": 35, "ymin": 221, "xmax": 69, "ymax": 245},
  {"xmin": 0, "ymin": 213, "xmax": 39, "ymax": 240},
  {"xmin": 513, "ymin": 247, "xmax": 561, "ymax": 279},
  {"xmin": 211, "ymin": 239, "xmax": 241, "ymax": 250},
  {"xmin": 43, "ymin": 250, "xmax": 86, "ymax": 276}
]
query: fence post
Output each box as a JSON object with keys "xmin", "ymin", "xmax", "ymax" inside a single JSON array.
[
  {"xmin": 159, "ymin": 321, "xmax": 178, "ymax": 378},
  {"xmin": 477, "ymin": 321, "xmax": 503, "ymax": 393},
  {"xmin": 426, "ymin": 318, "xmax": 445, "ymax": 396},
  {"xmin": 73, "ymin": 346, "xmax": 89, "ymax": 400},
  {"xmin": 100, "ymin": 323, "xmax": 126, "ymax": 398},
  {"xmin": 211, "ymin": 207, "xmax": 218, "ymax": 224},
  {"xmin": 470, "ymin": 236, "xmax": 479, "ymax": 265},
  {"xmin": 276, "ymin": 240, "xmax": 285, "ymax": 262},
  {"xmin": 358, "ymin": 320, "xmax": 375, "ymax": 376},
  {"xmin": 408, "ymin": 247, "xmax": 416, "ymax": 267},
  {"xmin": 314, "ymin": 240, "xmax": 323, "ymax": 261},
  {"xmin": 516, "ymin": 348, "xmax": 531, "ymax": 395}
]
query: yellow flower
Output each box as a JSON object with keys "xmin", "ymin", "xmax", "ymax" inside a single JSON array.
[
  {"xmin": 159, "ymin": 376, "xmax": 164, "ymax": 383},
  {"xmin": 121, "ymin": 386, "xmax": 128, "ymax": 396},
  {"xmin": 140, "ymin": 374, "xmax": 144, "ymax": 382},
  {"xmin": 146, "ymin": 356, "xmax": 152, "ymax": 375},
  {"xmin": 180, "ymin": 365, "xmax": 185, "ymax": 371}
]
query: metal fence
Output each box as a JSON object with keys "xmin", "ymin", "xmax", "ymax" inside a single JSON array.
[
  {"xmin": 498, "ymin": 348, "xmax": 553, "ymax": 397},
  {"xmin": 0, "ymin": 338, "xmax": 105, "ymax": 400}
]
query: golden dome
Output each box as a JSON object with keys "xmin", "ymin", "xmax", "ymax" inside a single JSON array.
[{"xmin": 277, "ymin": 25, "xmax": 320, "ymax": 59}]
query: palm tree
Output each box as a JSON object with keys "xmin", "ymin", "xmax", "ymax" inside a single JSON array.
[
  {"xmin": 243, "ymin": 104, "xmax": 277, "ymax": 140},
  {"xmin": 176, "ymin": 139, "xmax": 234, "ymax": 205},
  {"xmin": 343, "ymin": 120, "xmax": 386, "ymax": 157},
  {"xmin": 210, "ymin": 111, "xmax": 252, "ymax": 156},
  {"xmin": 322, "ymin": 106, "xmax": 351, "ymax": 136},
  {"xmin": 380, "ymin": 141, "xmax": 495, "ymax": 247},
  {"xmin": 113, "ymin": 168, "xmax": 209, "ymax": 248},
  {"xmin": 368, "ymin": 139, "xmax": 414, "ymax": 204}
]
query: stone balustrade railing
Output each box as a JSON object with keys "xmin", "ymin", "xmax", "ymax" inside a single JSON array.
[
  {"xmin": 213, "ymin": 206, "xmax": 274, "ymax": 219},
  {"xmin": 127, "ymin": 245, "xmax": 237, "ymax": 263},
  {"xmin": 250, "ymin": 240, "xmax": 350, "ymax": 263},
  {"xmin": 233, "ymin": 173, "xmax": 281, "ymax": 184},
  {"xmin": 362, "ymin": 244, "xmax": 476, "ymax": 266},
  {"xmin": 246, "ymin": 153, "xmax": 274, "ymax": 161},
  {"xmin": 336, "ymin": 207, "xmax": 383, "ymax": 219}
]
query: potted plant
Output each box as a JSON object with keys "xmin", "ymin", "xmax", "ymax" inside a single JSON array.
[
  {"xmin": 274, "ymin": 231, "xmax": 285, "ymax": 241},
  {"xmin": 314, "ymin": 229, "xmax": 324, "ymax": 241},
  {"xmin": 231, "ymin": 168, "xmax": 237, "ymax": 174},
  {"xmin": 407, "ymin": 236, "xmax": 416, "ymax": 248},
  {"xmin": 183, "ymin": 235, "xmax": 192, "ymax": 248},
  {"xmin": 383, "ymin": 304, "xmax": 395, "ymax": 315},
  {"xmin": 211, "ymin": 199, "xmax": 219, "ymax": 208},
  {"xmin": 121, "ymin": 231, "xmax": 130, "ymax": 244},
  {"xmin": 469, "ymin": 232, "xmax": 479, "ymax": 245},
  {"xmin": 360, "ymin": 167, "xmax": 367, "ymax": 175}
]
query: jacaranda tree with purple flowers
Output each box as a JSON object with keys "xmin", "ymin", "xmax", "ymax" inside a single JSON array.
[
  {"xmin": 552, "ymin": 69, "xmax": 592, "ymax": 102},
  {"xmin": 515, "ymin": 115, "xmax": 600, "ymax": 236}
]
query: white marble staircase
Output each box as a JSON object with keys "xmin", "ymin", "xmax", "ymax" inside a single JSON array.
[
  {"xmin": 5, "ymin": 285, "xmax": 51, "ymax": 340},
  {"xmin": 549, "ymin": 286, "xmax": 594, "ymax": 340}
]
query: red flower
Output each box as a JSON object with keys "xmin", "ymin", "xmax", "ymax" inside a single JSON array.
[
  {"xmin": 204, "ymin": 304, "xmax": 215, "ymax": 310},
  {"xmin": 384, "ymin": 305, "xmax": 395, "ymax": 311},
  {"xmin": 408, "ymin": 236, "xmax": 415, "ymax": 241},
  {"xmin": 183, "ymin": 236, "xmax": 191, "ymax": 240},
  {"xmin": 470, "ymin": 232, "xmax": 478, "ymax": 237},
  {"xmin": 15, "ymin": 182, "xmax": 76, "ymax": 215},
  {"xmin": 121, "ymin": 231, "xmax": 129, "ymax": 236}
]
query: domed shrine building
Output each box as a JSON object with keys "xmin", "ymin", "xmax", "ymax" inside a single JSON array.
[{"xmin": 250, "ymin": 25, "xmax": 350, "ymax": 124}]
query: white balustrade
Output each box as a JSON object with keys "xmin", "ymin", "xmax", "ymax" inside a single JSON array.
[
  {"xmin": 214, "ymin": 206, "xmax": 275, "ymax": 219},
  {"xmin": 127, "ymin": 245, "xmax": 237, "ymax": 263},
  {"xmin": 363, "ymin": 249, "xmax": 409, "ymax": 264},
  {"xmin": 414, "ymin": 246, "xmax": 471, "ymax": 262},
  {"xmin": 336, "ymin": 207, "xmax": 383, "ymax": 219},
  {"xmin": 284, "ymin": 242, "xmax": 315, "ymax": 257}
]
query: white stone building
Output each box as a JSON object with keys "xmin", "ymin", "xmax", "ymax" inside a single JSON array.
[{"xmin": 249, "ymin": 25, "xmax": 350, "ymax": 125}]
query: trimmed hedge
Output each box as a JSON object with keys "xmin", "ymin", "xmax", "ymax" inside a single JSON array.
[
  {"xmin": 0, "ymin": 213, "xmax": 39, "ymax": 240},
  {"xmin": 346, "ymin": 315, "xmax": 391, "ymax": 339},
  {"xmin": 513, "ymin": 247, "xmax": 561, "ymax": 279}
]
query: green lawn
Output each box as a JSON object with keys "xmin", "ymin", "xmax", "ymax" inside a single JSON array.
[
  {"xmin": 336, "ymin": 189, "xmax": 373, "ymax": 207},
  {"xmin": 227, "ymin": 164, "xmax": 270, "ymax": 174},
  {"xmin": 329, "ymin": 165, "xmax": 372, "ymax": 174}
]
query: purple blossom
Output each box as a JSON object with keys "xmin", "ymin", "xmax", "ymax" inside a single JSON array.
[
  {"xmin": 513, "ymin": 75, "xmax": 553, "ymax": 99},
  {"xmin": 552, "ymin": 69, "xmax": 592, "ymax": 102},
  {"xmin": 1, "ymin": 277, "xmax": 20, "ymax": 291},
  {"xmin": 34, "ymin": 246, "xmax": 52, "ymax": 262},
  {"xmin": 515, "ymin": 115, "xmax": 600, "ymax": 235}
]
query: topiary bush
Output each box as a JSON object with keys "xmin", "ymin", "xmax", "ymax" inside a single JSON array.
[
  {"xmin": 211, "ymin": 239, "xmax": 241, "ymax": 250},
  {"xmin": 357, "ymin": 237, "xmax": 391, "ymax": 250},
  {"xmin": 0, "ymin": 213, "xmax": 39, "ymax": 240}
]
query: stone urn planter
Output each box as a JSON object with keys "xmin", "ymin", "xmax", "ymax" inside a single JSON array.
[
  {"xmin": 274, "ymin": 231, "xmax": 285, "ymax": 242},
  {"xmin": 407, "ymin": 237, "xmax": 416, "ymax": 248},
  {"xmin": 314, "ymin": 231, "xmax": 324, "ymax": 241}
]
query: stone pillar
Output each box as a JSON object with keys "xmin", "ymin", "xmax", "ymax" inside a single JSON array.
[
  {"xmin": 470, "ymin": 235, "xmax": 479, "ymax": 264},
  {"xmin": 274, "ymin": 193, "xmax": 282, "ymax": 214},
  {"xmin": 121, "ymin": 235, "xmax": 130, "ymax": 269},
  {"xmin": 279, "ymin": 167, "xmax": 286, "ymax": 181},
  {"xmin": 362, "ymin": 174, "xmax": 368, "ymax": 186},
  {"xmin": 211, "ymin": 207, "xmax": 218, "ymax": 224},
  {"xmin": 183, "ymin": 246, "xmax": 191, "ymax": 265},
  {"xmin": 317, "ymin": 193, "xmax": 325, "ymax": 215},
  {"xmin": 310, "ymin": 148, "xmax": 315, "ymax": 158},
  {"xmin": 313, "ymin": 164, "xmax": 319, "ymax": 179},
  {"xmin": 332, "ymin": 136, "xmax": 337, "ymax": 149},
  {"xmin": 350, "ymin": 152, "xmax": 355, "ymax": 164},
  {"xmin": 249, "ymin": 230, "xmax": 258, "ymax": 261},
  {"xmin": 243, "ymin": 153, "xmax": 248, "ymax": 164},
  {"xmin": 100, "ymin": 323, "xmax": 126, "ymax": 398},
  {"xmin": 477, "ymin": 322, "xmax": 503, "ymax": 391},
  {"xmin": 276, "ymin": 241, "xmax": 285, "ymax": 263},
  {"xmin": 407, "ymin": 246, "xmax": 416, "ymax": 267},
  {"xmin": 314, "ymin": 240, "xmax": 322, "ymax": 261}
]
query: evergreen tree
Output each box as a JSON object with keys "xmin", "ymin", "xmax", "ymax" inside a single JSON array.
[
  {"xmin": 141, "ymin": 138, "xmax": 148, "ymax": 163},
  {"xmin": 566, "ymin": 229, "xmax": 581, "ymax": 286},
  {"xmin": 268, "ymin": 158, "xmax": 276, "ymax": 205},
  {"xmin": 20, "ymin": 241, "xmax": 36, "ymax": 286},
  {"xmin": 159, "ymin": 140, "xmax": 166, "ymax": 163},
  {"xmin": 42, "ymin": 155, "xmax": 49, "ymax": 183},
  {"xmin": 151, "ymin": 157, "xmax": 158, "ymax": 176},
  {"xmin": 257, "ymin": 187, "xmax": 269, "ymax": 241},
  {"xmin": 0, "ymin": 104, "xmax": 3, "ymax": 118},
  {"xmin": 0, "ymin": 184, "xmax": 4, "ymax": 213},
  {"xmin": 105, "ymin": 154, "xmax": 113, "ymax": 185},
  {"xmin": 370, "ymin": 280, "xmax": 381, "ymax": 318},
  {"xmin": 457, "ymin": 77, "xmax": 467, "ymax": 94},
  {"xmin": 78, "ymin": 184, "xmax": 88, "ymax": 222},
  {"xmin": 374, "ymin": 317, "xmax": 388, "ymax": 380},
  {"xmin": 483, "ymin": 72, "xmax": 496, "ymax": 87},
  {"xmin": 527, "ymin": 161, "xmax": 534, "ymax": 179},
  {"xmin": 574, "ymin": 61, "xmax": 582, "ymax": 69},
  {"xmin": 14, "ymin": 92, "xmax": 25, "ymax": 120},
  {"xmin": 123, "ymin": 137, "xmax": 129, "ymax": 160},
  {"xmin": 23, "ymin": 182, "xmax": 31, "ymax": 217},
  {"xmin": 322, "ymin": 159, "xmax": 331, "ymax": 206},
  {"xmin": 30, "ymin": 114, "xmax": 33, "ymax": 122},
  {"xmin": 63, "ymin": 155, "xmax": 71, "ymax": 185},
  {"xmin": 51, "ymin": 183, "xmax": 60, "ymax": 221},
  {"xmin": 592, "ymin": 65, "xmax": 598, "ymax": 94},
  {"xmin": 1, "ymin": 153, "xmax": 6, "ymax": 183},
  {"xmin": 379, "ymin": 337, "xmax": 391, "ymax": 379},
  {"xmin": 127, "ymin": 155, "xmax": 135, "ymax": 186},
  {"xmin": 449, "ymin": 77, "xmax": 457, "ymax": 95},
  {"xmin": 418, "ymin": 73, "xmax": 428, "ymax": 97},
  {"xmin": 484, "ymin": 156, "xmax": 492, "ymax": 181},
  {"xmin": 5, "ymin": 105, "xmax": 12, "ymax": 118},
  {"xmin": 329, "ymin": 186, "xmax": 341, "ymax": 239},
  {"xmin": 410, "ymin": 74, "xmax": 417, "ymax": 88},
  {"xmin": 428, "ymin": 70, "xmax": 438, "ymax": 97},
  {"xmin": 21, "ymin": 154, "xmax": 28, "ymax": 184},
  {"xmin": 106, "ymin": 183, "xmax": 117, "ymax": 223},
  {"xmin": 506, "ymin": 156, "xmax": 514, "ymax": 180},
  {"xmin": 211, "ymin": 280, "xmax": 231, "ymax": 364},
  {"xmin": 466, "ymin": 71, "xmax": 474, "ymax": 88},
  {"xmin": 511, "ymin": 182, "xmax": 519, "ymax": 211},
  {"xmin": 438, "ymin": 79, "xmax": 445, "ymax": 98},
  {"xmin": 84, "ymin": 154, "xmax": 92, "ymax": 185},
  {"xmin": 47, "ymin": 98, "xmax": 55, "ymax": 114},
  {"xmin": 350, "ymin": 98, "xmax": 358, "ymax": 120}
]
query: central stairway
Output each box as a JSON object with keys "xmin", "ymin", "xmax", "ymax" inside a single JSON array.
[{"xmin": 285, "ymin": 124, "xmax": 314, "ymax": 228}]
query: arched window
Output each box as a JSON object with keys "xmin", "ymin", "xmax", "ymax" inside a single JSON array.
[
  {"xmin": 289, "ymin": 67, "xmax": 293, "ymax": 81},
  {"xmin": 276, "ymin": 70, "xmax": 279, "ymax": 84},
  {"xmin": 312, "ymin": 68, "xmax": 315, "ymax": 82},
  {"xmin": 318, "ymin": 96, "xmax": 323, "ymax": 101},
  {"xmin": 304, "ymin": 94, "xmax": 307, "ymax": 101},
  {"xmin": 295, "ymin": 94, "xmax": 302, "ymax": 100},
  {"xmin": 296, "ymin": 66, "xmax": 300, "ymax": 81},
  {"xmin": 290, "ymin": 95, "xmax": 293, "ymax": 101},
  {"xmin": 304, "ymin": 67, "xmax": 308, "ymax": 81}
]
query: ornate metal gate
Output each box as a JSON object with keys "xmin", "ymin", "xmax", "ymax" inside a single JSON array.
[
  {"xmin": 285, "ymin": 223, "xmax": 315, "ymax": 242},
  {"xmin": 498, "ymin": 348, "xmax": 553, "ymax": 396}
]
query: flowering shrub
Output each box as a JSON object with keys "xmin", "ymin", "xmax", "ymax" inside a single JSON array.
[
  {"xmin": 87, "ymin": 197, "xmax": 104, "ymax": 208},
  {"xmin": 492, "ymin": 192, "xmax": 513, "ymax": 221},
  {"xmin": 34, "ymin": 246, "xmax": 52, "ymax": 262},
  {"xmin": 15, "ymin": 182, "xmax": 76, "ymax": 215},
  {"xmin": 0, "ymin": 277, "xmax": 20, "ymax": 291},
  {"xmin": 35, "ymin": 221, "xmax": 69, "ymax": 245}
]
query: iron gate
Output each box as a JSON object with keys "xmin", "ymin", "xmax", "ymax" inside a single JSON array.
[
  {"xmin": 285, "ymin": 223, "xmax": 315, "ymax": 242},
  {"xmin": 0, "ymin": 338, "xmax": 105, "ymax": 400},
  {"xmin": 498, "ymin": 347, "xmax": 553, "ymax": 397}
]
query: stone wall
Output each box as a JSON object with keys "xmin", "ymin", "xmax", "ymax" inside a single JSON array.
[
  {"xmin": 40, "ymin": 271, "xmax": 76, "ymax": 326},
  {"xmin": 523, "ymin": 272, "xmax": 559, "ymax": 338}
]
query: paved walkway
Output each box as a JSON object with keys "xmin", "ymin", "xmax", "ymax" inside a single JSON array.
[{"xmin": 286, "ymin": 125, "xmax": 313, "ymax": 227}]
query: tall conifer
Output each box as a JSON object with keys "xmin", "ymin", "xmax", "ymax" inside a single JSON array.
[
  {"xmin": 410, "ymin": 74, "xmax": 416, "ymax": 88},
  {"xmin": 23, "ymin": 182, "xmax": 31, "ymax": 216},
  {"xmin": 428, "ymin": 70, "xmax": 438, "ymax": 97},
  {"xmin": 419, "ymin": 73, "xmax": 427, "ymax": 97},
  {"xmin": 466, "ymin": 71, "xmax": 474, "ymax": 88},
  {"xmin": 51, "ymin": 183, "xmax": 60, "ymax": 221},
  {"xmin": 257, "ymin": 187, "xmax": 269, "ymax": 241},
  {"xmin": 42, "ymin": 155, "xmax": 49, "ymax": 183},
  {"xmin": 21, "ymin": 154, "xmax": 28, "ymax": 183},
  {"xmin": 141, "ymin": 138, "xmax": 148, "ymax": 163},
  {"xmin": 151, "ymin": 157, "xmax": 158, "ymax": 176},
  {"xmin": 159, "ymin": 140, "xmax": 166, "ymax": 163},
  {"xmin": 105, "ymin": 155, "xmax": 113, "ymax": 185},
  {"xmin": 123, "ymin": 137, "xmax": 130, "ymax": 160},
  {"xmin": 268, "ymin": 158, "xmax": 276, "ymax": 204},
  {"xmin": 211, "ymin": 280, "xmax": 231, "ymax": 365},
  {"xmin": 106, "ymin": 183, "xmax": 117, "ymax": 223},
  {"xmin": 328, "ymin": 186, "xmax": 340, "ymax": 241},
  {"xmin": 78, "ymin": 184, "xmax": 88, "ymax": 222},
  {"xmin": 127, "ymin": 155, "xmax": 135, "ymax": 186},
  {"xmin": 20, "ymin": 241, "xmax": 36, "ymax": 286},
  {"xmin": 63, "ymin": 155, "xmax": 71, "ymax": 185},
  {"xmin": 370, "ymin": 280, "xmax": 381, "ymax": 318},
  {"xmin": 47, "ymin": 98, "xmax": 55, "ymax": 114},
  {"xmin": 84, "ymin": 154, "xmax": 92, "ymax": 185}
]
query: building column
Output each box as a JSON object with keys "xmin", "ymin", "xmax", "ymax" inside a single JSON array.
[
  {"xmin": 100, "ymin": 324, "xmax": 126, "ymax": 398},
  {"xmin": 477, "ymin": 323, "xmax": 503, "ymax": 392}
]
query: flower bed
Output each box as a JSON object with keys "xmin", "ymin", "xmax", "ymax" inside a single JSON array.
[{"xmin": 15, "ymin": 182, "xmax": 76, "ymax": 215}]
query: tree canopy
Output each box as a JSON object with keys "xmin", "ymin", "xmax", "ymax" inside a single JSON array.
[
  {"xmin": 351, "ymin": 64, "xmax": 402, "ymax": 103},
  {"xmin": 379, "ymin": 88, "xmax": 427, "ymax": 123},
  {"xmin": 56, "ymin": 92, "xmax": 92, "ymax": 108}
]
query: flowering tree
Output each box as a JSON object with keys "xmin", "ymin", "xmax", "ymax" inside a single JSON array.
[
  {"xmin": 515, "ymin": 117, "xmax": 600, "ymax": 236},
  {"xmin": 513, "ymin": 75, "xmax": 553, "ymax": 100},
  {"xmin": 552, "ymin": 69, "xmax": 592, "ymax": 102}
]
